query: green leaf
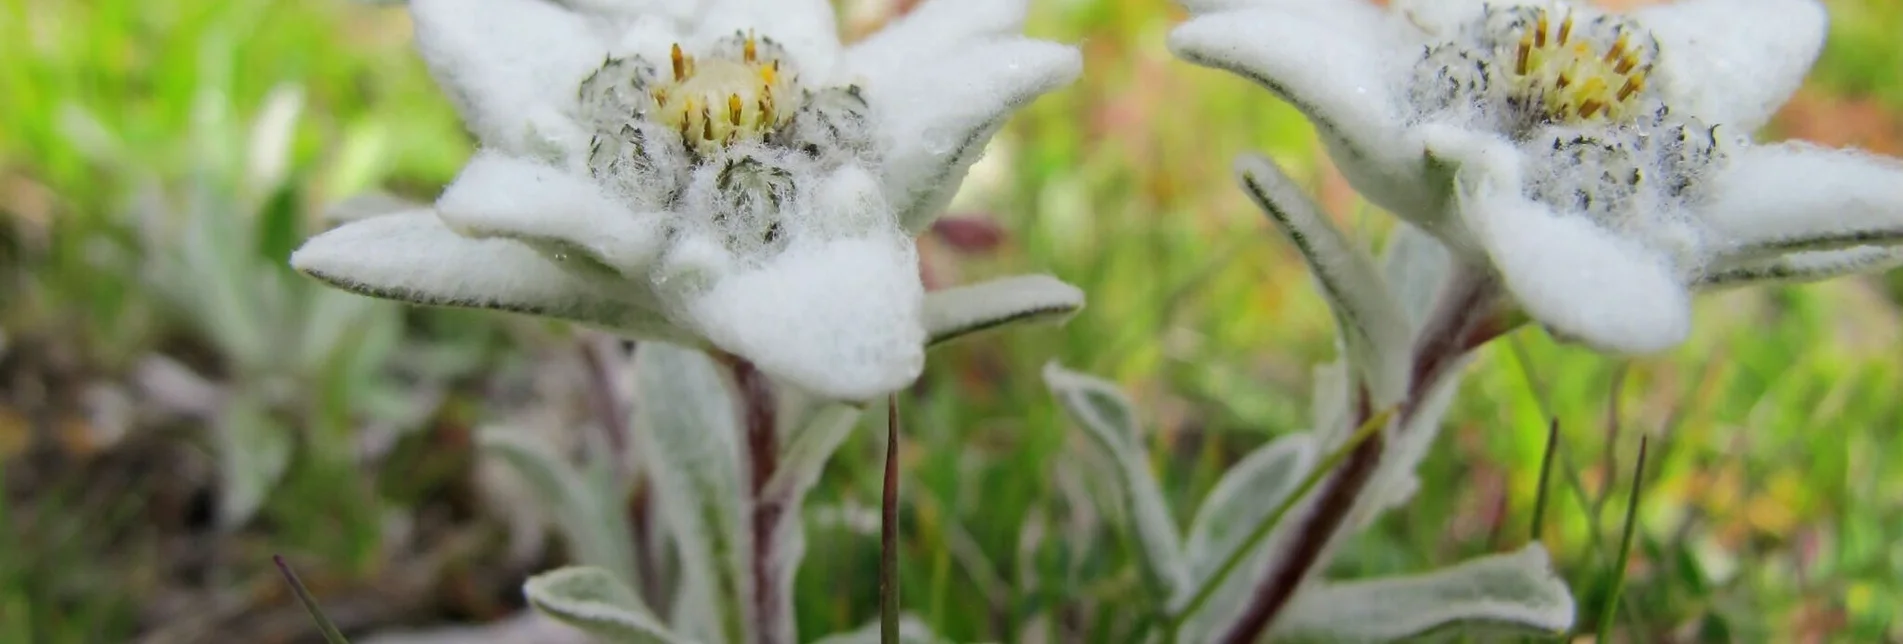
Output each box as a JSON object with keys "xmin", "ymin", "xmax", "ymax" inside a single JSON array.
[
  {"xmin": 1235, "ymin": 153, "xmax": 1411, "ymax": 406},
  {"xmin": 1043, "ymin": 362, "xmax": 1189, "ymax": 599},
  {"xmin": 215, "ymin": 393, "xmax": 293, "ymax": 529},
  {"xmin": 1272, "ymin": 544, "xmax": 1577, "ymax": 642},
  {"xmin": 478, "ymin": 429, "xmax": 639, "ymax": 587},
  {"xmin": 523, "ymin": 567, "xmax": 681, "ymax": 644},
  {"xmin": 629, "ymin": 342, "xmax": 748, "ymax": 643},
  {"xmin": 1378, "ymin": 221, "xmax": 1454, "ymax": 329},
  {"xmin": 923, "ymin": 275, "xmax": 1084, "ymax": 347},
  {"xmin": 1183, "ymin": 433, "xmax": 1316, "ymax": 588}
]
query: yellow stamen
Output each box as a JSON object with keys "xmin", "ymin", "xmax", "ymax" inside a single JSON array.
[{"xmin": 1504, "ymin": 8, "xmax": 1654, "ymax": 124}]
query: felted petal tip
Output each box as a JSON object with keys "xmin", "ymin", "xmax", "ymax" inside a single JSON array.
[
  {"xmin": 863, "ymin": 37, "xmax": 1080, "ymax": 232},
  {"xmin": 410, "ymin": 0, "xmax": 605, "ymax": 155},
  {"xmin": 1638, "ymin": 0, "xmax": 1826, "ymax": 133},
  {"xmin": 684, "ymin": 235, "xmax": 927, "ymax": 401},
  {"xmin": 436, "ymin": 151, "xmax": 669, "ymax": 277},
  {"xmin": 290, "ymin": 210, "xmax": 678, "ymax": 338},
  {"xmin": 1701, "ymin": 142, "xmax": 1903, "ymax": 260},
  {"xmin": 924, "ymin": 274, "xmax": 1085, "ymax": 346},
  {"xmin": 1448, "ymin": 152, "xmax": 1693, "ymax": 355},
  {"xmin": 1169, "ymin": 7, "xmax": 1432, "ymax": 221},
  {"xmin": 1700, "ymin": 247, "xmax": 1903, "ymax": 289}
]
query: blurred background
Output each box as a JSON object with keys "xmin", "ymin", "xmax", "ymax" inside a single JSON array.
[{"xmin": 2, "ymin": 0, "xmax": 1900, "ymax": 641}]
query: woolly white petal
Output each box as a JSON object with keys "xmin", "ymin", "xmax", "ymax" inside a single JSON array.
[
  {"xmin": 683, "ymin": 234, "xmax": 926, "ymax": 402},
  {"xmin": 606, "ymin": 15, "xmax": 690, "ymax": 68},
  {"xmin": 1700, "ymin": 247, "xmax": 1903, "ymax": 289},
  {"xmin": 862, "ymin": 37, "xmax": 1081, "ymax": 232},
  {"xmin": 923, "ymin": 275, "xmax": 1085, "ymax": 346},
  {"xmin": 436, "ymin": 151, "xmax": 668, "ymax": 277},
  {"xmin": 838, "ymin": 0, "xmax": 1026, "ymax": 84},
  {"xmin": 1637, "ymin": 0, "xmax": 1826, "ymax": 134},
  {"xmin": 1392, "ymin": 0, "xmax": 1540, "ymax": 38},
  {"xmin": 289, "ymin": 210, "xmax": 681, "ymax": 338},
  {"xmin": 1435, "ymin": 132, "xmax": 1692, "ymax": 354},
  {"xmin": 1701, "ymin": 142, "xmax": 1903, "ymax": 259},
  {"xmin": 1177, "ymin": 0, "xmax": 1351, "ymax": 15},
  {"xmin": 692, "ymin": 0, "xmax": 840, "ymax": 76},
  {"xmin": 1169, "ymin": 8, "xmax": 1436, "ymax": 224},
  {"xmin": 564, "ymin": 0, "xmax": 694, "ymax": 21},
  {"xmin": 410, "ymin": 0, "xmax": 604, "ymax": 156}
]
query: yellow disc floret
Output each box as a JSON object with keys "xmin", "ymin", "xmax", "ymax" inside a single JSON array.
[
  {"xmin": 651, "ymin": 33, "xmax": 802, "ymax": 156},
  {"xmin": 1509, "ymin": 8, "xmax": 1653, "ymax": 124}
]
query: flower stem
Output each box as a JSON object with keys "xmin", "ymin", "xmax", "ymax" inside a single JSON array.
[
  {"xmin": 1164, "ymin": 405, "xmax": 1396, "ymax": 641},
  {"xmin": 881, "ymin": 394, "xmax": 902, "ymax": 643},
  {"xmin": 730, "ymin": 358, "xmax": 788, "ymax": 644},
  {"xmin": 1213, "ymin": 270, "xmax": 1508, "ymax": 641}
]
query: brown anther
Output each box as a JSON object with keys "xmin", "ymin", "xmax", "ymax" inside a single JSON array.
[
  {"xmin": 728, "ymin": 93, "xmax": 743, "ymax": 125},
  {"xmin": 1557, "ymin": 14, "xmax": 1573, "ymax": 45},
  {"xmin": 1605, "ymin": 34, "xmax": 1629, "ymax": 64},
  {"xmin": 1617, "ymin": 77, "xmax": 1643, "ymax": 101},
  {"xmin": 1614, "ymin": 54, "xmax": 1638, "ymax": 75},
  {"xmin": 1516, "ymin": 33, "xmax": 1533, "ymax": 75},
  {"xmin": 1534, "ymin": 13, "xmax": 1549, "ymax": 47},
  {"xmin": 744, "ymin": 34, "xmax": 758, "ymax": 63},
  {"xmin": 671, "ymin": 44, "xmax": 687, "ymax": 81},
  {"xmin": 1578, "ymin": 99, "xmax": 1604, "ymax": 119},
  {"xmin": 701, "ymin": 105, "xmax": 714, "ymax": 140},
  {"xmin": 757, "ymin": 95, "xmax": 772, "ymax": 127},
  {"xmin": 1555, "ymin": 72, "xmax": 1572, "ymax": 90}
]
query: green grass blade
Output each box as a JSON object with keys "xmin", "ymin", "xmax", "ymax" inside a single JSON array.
[
  {"xmin": 1529, "ymin": 418, "xmax": 1561, "ymax": 543},
  {"xmin": 1596, "ymin": 437, "xmax": 1649, "ymax": 643}
]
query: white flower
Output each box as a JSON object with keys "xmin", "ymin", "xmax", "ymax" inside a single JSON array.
[
  {"xmin": 1172, "ymin": 0, "xmax": 1903, "ymax": 353},
  {"xmin": 291, "ymin": 0, "xmax": 1084, "ymax": 401}
]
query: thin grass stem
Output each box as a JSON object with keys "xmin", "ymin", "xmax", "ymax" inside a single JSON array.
[
  {"xmin": 1530, "ymin": 418, "xmax": 1561, "ymax": 542},
  {"xmin": 1597, "ymin": 437, "xmax": 1649, "ymax": 643},
  {"xmin": 273, "ymin": 555, "xmax": 350, "ymax": 644}
]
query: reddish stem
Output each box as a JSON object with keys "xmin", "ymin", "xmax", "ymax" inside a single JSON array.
[
  {"xmin": 729, "ymin": 358, "xmax": 786, "ymax": 644},
  {"xmin": 881, "ymin": 395, "xmax": 902, "ymax": 643},
  {"xmin": 1217, "ymin": 271, "xmax": 1507, "ymax": 641}
]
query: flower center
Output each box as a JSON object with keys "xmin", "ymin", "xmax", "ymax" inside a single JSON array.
[
  {"xmin": 652, "ymin": 36, "xmax": 803, "ymax": 156},
  {"xmin": 1501, "ymin": 6, "xmax": 1656, "ymax": 124}
]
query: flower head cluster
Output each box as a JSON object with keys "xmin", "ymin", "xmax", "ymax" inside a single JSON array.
[
  {"xmin": 1173, "ymin": 0, "xmax": 1903, "ymax": 353},
  {"xmin": 292, "ymin": 0, "xmax": 1083, "ymax": 400}
]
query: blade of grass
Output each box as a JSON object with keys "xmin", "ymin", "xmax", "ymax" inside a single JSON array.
[
  {"xmin": 1596, "ymin": 437, "xmax": 1649, "ymax": 643},
  {"xmin": 273, "ymin": 555, "xmax": 350, "ymax": 644},
  {"xmin": 1529, "ymin": 418, "xmax": 1561, "ymax": 543},
  {"xmin": 881, "ymin": 394, "xmax": 901, "ymax": 644},
  {"xmin": 1162, "ymin": 406, "xmax": 1398, "ymax": 641}
]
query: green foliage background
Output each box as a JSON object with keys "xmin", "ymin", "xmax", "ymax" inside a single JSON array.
[{"xmin": 1, "ymin": 0, "xmax": 1899, "ymax": 641}]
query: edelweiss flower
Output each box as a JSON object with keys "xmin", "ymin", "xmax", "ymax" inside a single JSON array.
[
  {"xmin": 1172, "ymin": 0, "xmax": 1903, "ymax": 353},
  {"xmin": 292, "ymin": 0, "xmax": 1083, "ymax": 401}
]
